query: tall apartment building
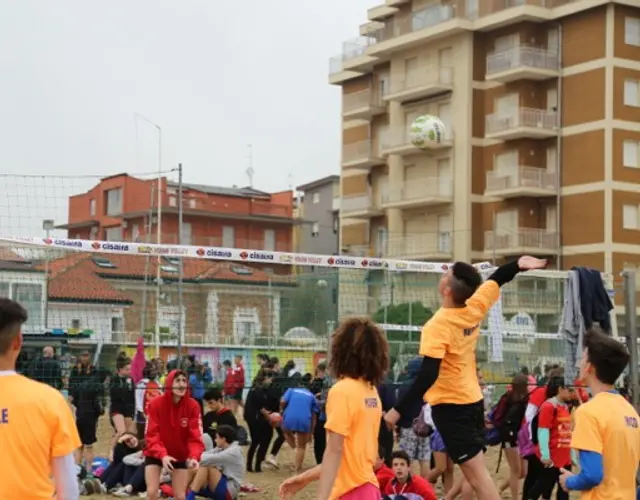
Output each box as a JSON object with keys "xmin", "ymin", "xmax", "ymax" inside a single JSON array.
[
  {"xmin": 59, "ymin": 173, "xmax": 295, "ymax": 254},
  {"xmin": 331, "ymin": 0, "xmax": 640, "ymax": 280},
  {"xmin": 296, "ymin": 175, "xmax": 341, "ymax": 255}
]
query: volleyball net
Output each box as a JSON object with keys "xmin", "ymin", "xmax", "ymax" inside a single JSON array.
[{"xmin": 0, "ymin": 234, "xmax": 617, "ymax": 389}]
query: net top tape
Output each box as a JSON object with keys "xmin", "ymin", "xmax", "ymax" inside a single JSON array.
[{"xmin": 0, "ymin": 236, "xmax": 493, "ymax": 274}]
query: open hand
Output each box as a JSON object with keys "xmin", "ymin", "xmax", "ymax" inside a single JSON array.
[
  {"xmin": 558, "ymin": 468, "xmax": 573, "ymax": 492},
  {"xmin": 518, "ymin": 256, "xmax": 547, "ymax": 271},
  {"xmin": 161, "ymin": 455, "xmax": 177, "ymax": 471},
  {"xmin": 279, "ymin": 475, "xmax": 308, "ymax": 499}
]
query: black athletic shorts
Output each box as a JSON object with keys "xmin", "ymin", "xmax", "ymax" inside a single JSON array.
[
  {"xmin": 145, "ymin": 456, "xmax": 187, "ymax": 469},
  {"xmin": 76, "ymin": 418, "xmax": 98, "ymax": 446},
  {"xmin": 431, "ymin": 400, "xmax": 486, "ymax": 464}
]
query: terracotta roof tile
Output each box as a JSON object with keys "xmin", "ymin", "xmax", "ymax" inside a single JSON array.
[{"xmin": 39, "ymin": 253, "xmax": 291, "ymax": 303}]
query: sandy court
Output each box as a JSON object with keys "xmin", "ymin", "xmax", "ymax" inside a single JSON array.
[{"xmin": 83, "ymin": 415, "xmax": 577, "ymax": 499}]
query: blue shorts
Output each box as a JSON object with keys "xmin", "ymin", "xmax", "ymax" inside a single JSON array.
[
  {"xmin": 282, "ymin": 416, "xmax": 312, "ymax": 434},
  {"xmin": 201, "ymin": 474, "xmax": 232, "ymax": 500}
]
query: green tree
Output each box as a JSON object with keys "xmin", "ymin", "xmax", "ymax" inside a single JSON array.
[
  {"xmin": 280, "ymin": 279, "xmax": 335, "ymax": 337},
  {"xmin": 373, "ymin": 302, "xmax": 433, "ymax": 341}
]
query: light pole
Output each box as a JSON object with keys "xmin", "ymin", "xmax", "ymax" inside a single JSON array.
[
  {"xmin": 134, "ymin": 113, "xmax": 162, "ymax": 356},
  {"xmin": 42, "ymin": 219, "xmax": 55, "ymax": 332}
]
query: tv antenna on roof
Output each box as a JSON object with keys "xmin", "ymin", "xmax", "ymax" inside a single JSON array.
[{"xmin": 246, "ymin": 144, "xmax": 254, "ymax": 188}]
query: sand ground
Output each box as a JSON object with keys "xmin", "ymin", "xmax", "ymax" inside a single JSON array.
[{"xmin": 83, "ymin": 415, "xmax": 576, "ymax": 499}]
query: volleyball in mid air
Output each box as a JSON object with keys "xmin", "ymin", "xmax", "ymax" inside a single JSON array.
[{"xmin": 409, "ymin": 114, "xmax": 447, "ymax": 149}]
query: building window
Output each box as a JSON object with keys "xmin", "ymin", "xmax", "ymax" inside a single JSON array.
[
  {"xmin": 0, "ymin": 282, "xmax": 9, "ymax": 297},
  {"xmin": 189, "ymin": 198, "xmax": 196, "ymax": 209},
  {"xmin": 623, "ymin": 140, "xmax": 640, "ymax": 168},
  {"xmin": 111, "ymin": 317, "xmax": 123, "ymax": 333},
  {"xmin": 180, "ymin": 222, "xmax": 192, "ymax": 245},
  {"xmin": 169, "ymin": 196, "xmax": 177, "ymax": 207},
  {"xmin": 105, "ymin": 226, "xmax": 123, "ymax": 241},
  {"xmin": 105, "ymin": 188, "xmax": 123, "ymax": 216},
  {"xmin": 222, "ymin": 226, "xmax": 235, "ymax": 247},
  {"xmin": 312, "ymin": 222, "xmax": 319, "ymax": 237},
  {"xmin": 624, "ymin": 79, "xmax": 640, "ymax": 107},
  {"xmin": 89, "ymin": 199, "xmax": 96, "ymax": 216},
  {"xmin": 71, "ymin": 319, "xmax": 81, "ymax": 330},
  {"xmin": 333, "ymin": 217, "xmax": 339, "ymax": 234},
  {"xmin": 131, "ymin": 223, "xmax": 140, "ymax": 242},
  {"xmin": 623, "ymin": 204, "xmax": 640, "ymax": 230},
  {"xmin": 625, "ymin": 17, "xmax": 640, "ymax": 46},
  {"xmin": 312, "ymin": 192, "xmax": 320, "ymax": 204},
  {"xmin": 13, "ymin": 283, "xmax": 43, "ymax": 332},
  {"xmin": 264, "ymin": 229, "xmax": 276, "ymax": 251}
]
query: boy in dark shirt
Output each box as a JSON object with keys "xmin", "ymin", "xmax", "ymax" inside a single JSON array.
[
  {"xmin": 109, "ymin": 356, "xmax": 135, "ymax": 446},
  {"xmin": 203, "ymin": 388, "xmax": 238, "ymax": 441}
]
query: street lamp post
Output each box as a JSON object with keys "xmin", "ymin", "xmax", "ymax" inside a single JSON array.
[{"xmin": 42, "ymin": 219, "xmax": 55, "ymax": 332}]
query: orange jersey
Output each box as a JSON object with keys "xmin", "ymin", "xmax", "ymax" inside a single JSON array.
[
  {"xmin": 0, "ymin": 372, "xmax": 81, "ymax": 500},
  {"xmin": 420, "ymin": 280, "xmax": 500, "ymax": 405},
  {"xmin": 324, "ymin": 377, "xmax": 381, "ymax": 499}
]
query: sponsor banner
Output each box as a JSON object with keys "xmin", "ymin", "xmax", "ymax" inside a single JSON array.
[{"xmin": 0, "ymin": 235, "xmax": 494, "ymax": 274}]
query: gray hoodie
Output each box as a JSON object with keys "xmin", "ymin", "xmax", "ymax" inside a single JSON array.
[{"xmin": 199, "ymin": 441, "xmax": 244, "ymax": 498}]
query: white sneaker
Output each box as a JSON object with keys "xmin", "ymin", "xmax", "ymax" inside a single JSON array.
[
  {"xmin": 266, "ymin": 455, "xmax": 279, "ymax": 468},
  {"xmin": 113, "ymin": 485, "xmax": 133, "ymax": 497}
]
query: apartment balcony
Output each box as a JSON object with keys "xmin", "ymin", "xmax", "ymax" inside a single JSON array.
[
  {"xmin": 485, "ymin": 167, "xmax": 558, "ymax": 198},
  {"xmin": 161, "ymin": 235, "xmax": 293, "ymax": 252},
  {"xmin": 329, "ymin": 55, "xmax": 364, "ymax": 85},
  {"xmin": 385, "ymin": 0, "xmax": 410, "ymax": 5},
  {"xmin": 381, "ymin": 177, "xmax": 453, "ymax": 209},
  {"xmin": 380, "ymin": 128, "xmax": 453, "ymax": 155},
  {"xmin": 384, "ymin": 233, "xmax": 452, "ymax": 260},
  {"xmin": 368, "ymin": 3, "xmax": 398, "ymax": 21},
  {"xmin": 341, "ymin": 193, "xmax": 384, "ymax": 219},
  {"xmin": 484, "ymin": 228, "xmax": 558, "ymax": 257},
  {"xmin": 342, "ymin": 140, "xmax": 385, "ymax": 170},
  {"xmin": 340, "ymin": 37, "xmax": 379, "ymax": 72},
  {"xmin": 486, "ymin": 46, "xmax": 559, "ymax": 83},
  {"xmin": 485, "ymin": 108, "xmax": 557, "ymax": 141},
  {"xmin": 368, "ymin": 4, "xmax": 468, "ymax": 56},
  {"xmin": 385, "ymin": 65, "xmax": 453, "ymax": 103},
  {"xmin": 343, "ymin": 90, "xmax": 387, "ymax": 121}
]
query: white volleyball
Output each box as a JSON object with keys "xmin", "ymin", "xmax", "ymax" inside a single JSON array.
[{"xmin": 409, "ymin": 114, "xmax": 447, "ymax": 149}]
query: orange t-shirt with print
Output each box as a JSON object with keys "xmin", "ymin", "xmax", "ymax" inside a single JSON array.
[
  {"xmin": 571, "ymin": 391, "xmax": 640, "ymax": 500},
  {"xmin": 420, "ymin": 280, "xmax": 501, "ymax": 405},
  {"xmin": 0, "ymin": 373, "xmax": 81, "ymax": 500},
  {"xmin": 324, "ymin": 377, "xmax": 382, "ymax": 500}
]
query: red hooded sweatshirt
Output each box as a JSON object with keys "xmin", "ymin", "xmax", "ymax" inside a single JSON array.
[{"xmin": 144, "ymin": 370, "xmax": 204, "ymax": 462}]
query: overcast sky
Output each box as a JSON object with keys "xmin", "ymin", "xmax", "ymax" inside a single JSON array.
[{"xmin": 0, "ymin": 0, "xmax": 373, "ymax": 235}]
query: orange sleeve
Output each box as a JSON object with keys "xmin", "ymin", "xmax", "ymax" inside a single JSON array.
[
  {"xmin": 464, "ymin": 280, "xmax": 501, "ymax": 324},
  {"xmin": 325, "ymin": 384, "xmax": 352, "ymax": 437},
  {"xmin": 419, "ymin": 318, "xmax": 451, "ymax": 359},
  {"xmin": 51, "ymin": 392, "xmax": 81, "ymax": 457},
  {"xmin": 570, "ymin": 406, "xmax": 603, "ymax": 454}
]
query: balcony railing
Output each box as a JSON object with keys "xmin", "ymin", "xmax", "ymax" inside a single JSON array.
[
  {"xmin": 485, "ymin": 228, "xmax": 558, "ymax": 253},
  {"xmin": 370, "ymin": 3, "xmax": 455, "ymax": 43},
  {"xmin": 329, "ymin": 55, "xmax": 344, "ymax": 75},
  {"xmin": 486, "ymin": 46, "xmax": 559, "ymax": 75},
  {"xmin": 343, "ymin": 89, "xmax": 385, "ymax": 114},
  {"xmin": 341, "ymin": 194, "xmax": 379, "ymax": 215},
  {"xmin": 342, "ymin": 140, "xmax": 382, "ymax": 164},
  {"xmin": 160, "ymin": 235, "xmax": 292, "ymax": 252},
  {"xmin": 383, "ymin": 177, "xmax": 453, "ymax": 204},
  {"xmin": 167, "ymin": 196, "xmax": 292, "ymax": 218},
  {"xmin": 486, "ymin": 108, "xmax": 557, "ymax": 135},
  {"xmin": 390, "ymin": 65, "xmax": 453, "ymax": 94},
  {"xmin": 384, "ymin": 233, "xmax": 452, "ymax": 258},
  {"xmin": 485, "ymin": 167, "xmax": 557, "ymax": 193}
]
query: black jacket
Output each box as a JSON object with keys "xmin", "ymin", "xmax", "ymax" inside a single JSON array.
[
  {"xmin": 28, "ymin": 357, "xmax": 62, "ymax": 389},
  {"xmin": 245, "ymin": 387, "xmax": 269, "ymax": 424},
  {"xmin": 573, "ymin": 266, "xmax": 613, "ymax": 333},
  {"xmin": 202, "ymin": 408, "xmax": 238, "ymax": 441},
  {"xmin": 109, "ymin": 374, "xmax": 135, "ymax": 417},
  {"xmin": 72, "ymin": 374, "xmax": 104, "ymax": 421}
]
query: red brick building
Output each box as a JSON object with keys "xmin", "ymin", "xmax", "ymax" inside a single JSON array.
[{"xmin": 59, "ymin": 173, "xmax": 295, "ymax": 252}]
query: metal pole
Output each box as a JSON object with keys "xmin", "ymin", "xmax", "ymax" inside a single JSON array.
[
  {"xmin": 268, "ymin": 276, "xmax": 273, "ymax": 340},
  {"xmin": 140, "ymin": 183, "xmax": 155, "ymax": 340},
  {"xmin": 44, "ymin": 228, "xmax": 50, "ymax": 331},
  {"xmin": 624, "ymin": 270, "xmax": 639, "ymax": 407},
  {"xmin": 154, "ymin": 126, "xmax": 162, "ymax": 358},
  {"xmin": 492, "ymin": 210, "xmax": 497, "ymax": 266},
  {"xmin": 177, "ymin": 163, "xmax": 184, "ymax": 363}
]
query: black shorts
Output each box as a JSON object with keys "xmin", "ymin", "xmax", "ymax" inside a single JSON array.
[
  {"xmin": 431, "ymin": 400, "xmax": 486, "ymax": 464},
  {"xmin": 76, "ymin": 418, "xmax": 98, "ymax": 446},
  {"xmin": 226, "ymin": 389, "xmax": 243, "ymax": 401},
  {"xmin": 145, "ymin": 456, "xmax": 187, "ymax": 469}
]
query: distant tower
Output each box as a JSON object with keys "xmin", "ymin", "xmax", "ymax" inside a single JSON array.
[{"xmin": 246, "ymin": 144, "xmax": 254, "ymax": 188}]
